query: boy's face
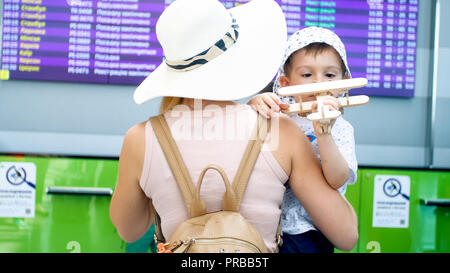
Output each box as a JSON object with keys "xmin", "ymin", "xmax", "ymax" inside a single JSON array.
[{"xmin": 280, "ymin": 47, "xmax": 349, "ymax": 102}]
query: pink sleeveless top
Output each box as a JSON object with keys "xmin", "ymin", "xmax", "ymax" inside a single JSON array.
[{"xmin": 139, "ymin": 104, "xmax": 288, "ymax": 252}]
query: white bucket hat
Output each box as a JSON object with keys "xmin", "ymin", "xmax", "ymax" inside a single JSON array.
[
  {"xmin": 133, "ymin": 0, "xmax": 287, "ymax": 104},
  {"xmin": 273, "ymin": 27, "xmax": 351, "ymax": 103}
]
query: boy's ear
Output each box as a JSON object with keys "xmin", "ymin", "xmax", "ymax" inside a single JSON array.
[
  {"xmin": 344, "ymin": 74, "xmax": 351, "ymax": 80},
  {"xmin": 279, "ymin": 76, "xmax": 290, "ymax": 87}
]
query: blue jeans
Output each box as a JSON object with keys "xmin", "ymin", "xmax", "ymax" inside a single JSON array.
[{"xmin": 279, "ymin": 230, "xmax": 334, "ymax": 253}]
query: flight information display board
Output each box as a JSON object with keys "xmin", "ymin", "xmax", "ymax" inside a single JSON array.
[{"xmin": 0, "ymin": 0, "xmax": 419, "ymax": 97}]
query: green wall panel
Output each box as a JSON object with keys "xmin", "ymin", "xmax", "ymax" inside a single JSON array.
[
  {"xmin": 357, "ymin": 169, "xmax": 450, "ymax": 253},
  {"xmin": 0, "ymin": 155, "xmax": 125, "ymax": 253},
  {"xmin": 1, "ymin": 155, "xmax": 449, "ymax": 253}
]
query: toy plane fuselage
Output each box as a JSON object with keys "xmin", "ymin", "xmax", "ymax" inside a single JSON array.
[{"xmin": 278, "ymin": 78, "xmax": 370, "ymax": 123}]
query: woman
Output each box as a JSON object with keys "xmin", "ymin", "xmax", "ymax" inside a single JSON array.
[{"xmin": 110, "ymin": 0, "xmax": 358, "ymax": 252}]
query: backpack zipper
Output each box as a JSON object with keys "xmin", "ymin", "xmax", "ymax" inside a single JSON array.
[{"xmin": 180, "ymin": 237, "xmax": 262, "ymax": 253}]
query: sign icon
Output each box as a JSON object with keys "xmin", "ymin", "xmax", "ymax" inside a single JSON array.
[
  {"xmin": 383, "ymin": 178, "xmax": 409, "ymax": 200},
  {"xmin": 6, "ymin": 166, "xmax": 36, "ymax": 189},
  {"xmin": 373, "ymin": 175, "xmax": 410, "ymax": 228},
  {"xmin": 0, "ymin": 162, "xmax": 36, "ymax": 218}
]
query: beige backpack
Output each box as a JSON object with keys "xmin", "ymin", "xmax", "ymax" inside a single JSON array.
[{"xmin": 150, "ymin": 114, "xmax": 281, "ymax": 253}]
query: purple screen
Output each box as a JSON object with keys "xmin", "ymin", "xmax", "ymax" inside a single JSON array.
[{"xmin": 1, "ymin": 0, "xmax": 418, "ymax": 97}]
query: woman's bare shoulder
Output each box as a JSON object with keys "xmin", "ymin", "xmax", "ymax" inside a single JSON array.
[
  {"xmin": 120, "ymin": 121, "xmax": 147, "ymax": 163},
  {"xmin": 268, "ymin": 114, "xmax": 309, "ymax": 176},
  {"xmin": 277, "ymin": 114, "xmax": 307, "ymax": 144},
  {"xmin": 124, "ymin": 121, "xmax": 147, "ymax": 142}
]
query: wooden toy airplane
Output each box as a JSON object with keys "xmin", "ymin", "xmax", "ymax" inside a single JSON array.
[{"xmin": 278, "ymin": 78, "xmax": 370, "ymax": 134}]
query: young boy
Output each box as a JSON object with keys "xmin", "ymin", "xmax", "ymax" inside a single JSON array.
[{"xmin": 248, "ymin": 27, "xmax": 358, "ymax": 253}]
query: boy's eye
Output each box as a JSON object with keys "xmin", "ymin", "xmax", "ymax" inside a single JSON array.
[
  {"xmin": 302, "ymin": 73, "xmax": 312, "ymax": 78},
  {"xmin": 326, "ymin": 73, "xmax": 336, "ymax": 78}
]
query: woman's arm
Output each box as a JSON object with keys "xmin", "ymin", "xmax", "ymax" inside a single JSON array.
[
  {"xmin": 276, "ymin": 116, "xmax": 358, "ymax": 251},
  {"xmin": 110, "ymin": 122, "xmax": 153, "ymax": 243}
]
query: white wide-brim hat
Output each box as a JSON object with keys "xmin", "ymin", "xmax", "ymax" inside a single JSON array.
[{"xmin": 134, "ymin": 0, "xmax": 287, "ymax": 104}]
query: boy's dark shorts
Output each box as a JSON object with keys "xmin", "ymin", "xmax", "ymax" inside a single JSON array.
[{"xmin": 279, "ymin": 230, "xmax": 334, "ymax": 253}]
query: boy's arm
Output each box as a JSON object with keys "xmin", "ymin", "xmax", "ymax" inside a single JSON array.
[
  {"xmin": 312, "ymin": 97, "xmax": 353, "ymax": 189},
  {"xmin": 316, "ymin": 133, "xmax": 350, "ymax": 189}
]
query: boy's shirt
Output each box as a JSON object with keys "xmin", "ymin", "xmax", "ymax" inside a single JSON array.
[{"xmin": 281, "ymin": 115, "xmax": 358, "ymax": 235}]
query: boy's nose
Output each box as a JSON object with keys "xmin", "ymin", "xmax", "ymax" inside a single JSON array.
[
  {"xmin": 314, "ymin": 77, "xmax": 332, "ymax": 83},
  {"xmin": 313, "ymin": 77, "xmax": 323, "ymax": 83}
]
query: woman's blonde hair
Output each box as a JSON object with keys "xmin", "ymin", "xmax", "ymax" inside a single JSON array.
[{"xmin": 159, "ymin": 96, "xmax": 182, "ymax": 114}]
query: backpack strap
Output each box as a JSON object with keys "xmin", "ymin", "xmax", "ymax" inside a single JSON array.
[
  {"xmin": 150, "ymin": 115, "xmax": 196, "ymax": 244},
  {"xmin": 190, "ymin": 164, "xmax": 239, "ymax": 218},
  {"xmin": 150, "ymin": 113, "xmax": 271, "ymax": 243},
  {"xmin": 229, "ymin": 115, "xmax": 283, "ymax": 250},
  {"xmin": 150, "ymin": 115, "xmax": 196, "ymax": 210},
  {"xmin": 153, "ymin": 210, "xmax": 165, "ymax": 245},
  {"xmin": 189, "ymin": 115, "xmax": 271, "ymax": 217},
  {"xmin": 232, "ymin": 114, "xmax": 270, "ymax": 208}
]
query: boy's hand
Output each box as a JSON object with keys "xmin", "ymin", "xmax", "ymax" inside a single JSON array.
[
  {"xmin": 311, "ymin": 96, "xmax": 340, "ymax": 113},
  {"xmin": 311, "ymin": 96, "xmax": 342, "ymax": 135},
  {"xmin": 248, "ymin": 93, "xmax": 290, "ymax": 119}
]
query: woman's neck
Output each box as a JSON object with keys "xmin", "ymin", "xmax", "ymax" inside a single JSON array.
[{"xmin": 180, "ymin": 98, "xmax": 238, "ymax": 110}]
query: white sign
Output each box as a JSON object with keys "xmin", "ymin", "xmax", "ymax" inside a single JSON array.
[
  {"xmin": 372, "ymin": 175, "xmax": 410, "ymax": 228},
  {"xmin": 0, "ymin": 162, "xmax": 36, "ymax": 218}
]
